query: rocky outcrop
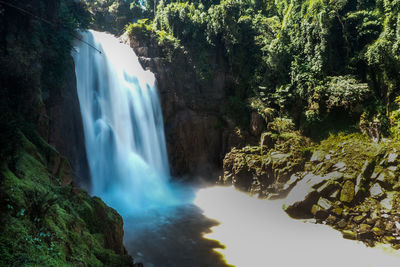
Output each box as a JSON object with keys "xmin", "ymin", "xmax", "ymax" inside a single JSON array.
[
  {"xmin": 127, "ymin": 32, "xmax": 247, "ymax": 178},
  {"xmin": 222, "ymin": 129, "xmax": 400, "ymax": 248},
  {"xmin": 44, "ymin": 57, "xmax": 90, "ymax": 188},
  {"xmin": 283, "ymin": 140, "xmax": 400, "ymax": 247},
  {"xmin": 220, "ymin": 129, "xmax": 310, "ymax": 199}
]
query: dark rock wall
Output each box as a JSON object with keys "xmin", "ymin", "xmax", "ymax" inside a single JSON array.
[
  {"xmin": 128, "ymin": 34, "xmax": 242, "ymax": 179},
  {"xmin": 44, "ymin": 58, "xmax": 91, "ymax": 188}
]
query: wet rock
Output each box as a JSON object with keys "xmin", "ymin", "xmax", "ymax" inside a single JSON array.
[
  {"xmin": 317, "ymin": 197, "xmax": 333, "ymax": 211},
  {"xmin": 353, "ymin": 214, "xmax": 367, "ymax": 224},
  {"xmin": 395, "ymin": 221, "xmax": 400, "ymax": 232},
  {"xmin": 311, "ymin": 205, "xmax": 329, "ymax": 220},
  {"xmin": 385, "ymin": 221, "xmax": 395, "ymax": 232},
  {"xmin": 317, "ymin": 180, "xmax": 340, "ymax": 197},
  {"xmin": 324, "ymin": 171, "xmax": 344, "ymax": 181},
  {"xmin": 332, "ymin": 207, "xmax": 343, "ymax": 217},
  {"xmin": 282, "ymin": 173, "xmax": 302, "ymax": 190},
  {"xmin": 284, "ymin": 174, "xmax": 325, "ymax": 218},
  {"xmin": 326, "ymin": 215, "xmax": 337, "ymax": 224},
  {"xmin": 336, "ymin": 219, "xmax": 347, "ymax": 229},
  {"xmin": 361, "ymin": 159, "xmax": 376, "ymax": 179},
  {"xmin": 284, "ymin": 190, "xmax": 319, "ymax": 219},
  {"xmin": 370, "ymin": 183, "xmax": 385, "ymax": 199},
  {"xmin": 377, "ymin": 173, "xmax": 385, "ymax": 183},
  {"xmin": 342, "ymin": 230, "xmax": 357, "ymax": 240},
  {"xmin": 388, "ymin": 153, "xmax": 398, "ymax": 164},
  {"xmin": 334, "ymin": 162, "xmax": 346, "ymax": 171},
  {"xmin": 372, "ymin": 227, "xmax": 385, "ymax": 236},
  {"xmin": 388, "ymin": 166, "xmax": 398, "ymax": 172},
  {"xmin": 310, "ymin": 150, "xmax": 326, "ymax": 162},
  {"xmin": 384, "ymin": 236, "xmax": 396, "ymax": 244},
  {"xmin": 340, "ymin": 180, "xmax": 355, "ymax": 203},
  {"xmin": 46, "ymin": 59, "xmax": 90, "ymax": 187},
  {"xmin": 329, "ymin": 189, "xmax": 340, "ymax": 200},
  {"xmin": 359, "ymin": 223, "xmax": 372, "ymax": 233},
  {"xmin": 380, "ymin": 195, "xmax": 394, "ymax": 211},
  {"xmin": 365, "ymin": 218, "xmax": 376, "ymax": 225},
  {"xmin": 270, "ymin": 152, "xmax": 290, "ymax": 163},
  {"xmin": 354, "ymin": 174, "xmax": 363, "ymax": 198},
  {"xmin": 334, "ymin": 162, "xmax": 346, "ymax": 169},
  {"xmin": 136, "ymin": 47, "xmax": 149, "ymax": 57},
  {"xmin": 358, "ymin": 224, "xmax": 373, "ymax": 239}
]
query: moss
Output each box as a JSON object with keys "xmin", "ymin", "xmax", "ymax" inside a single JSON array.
[{"xmin": 0, "ymin": 133, "xmax": 133, "ymax": 266}]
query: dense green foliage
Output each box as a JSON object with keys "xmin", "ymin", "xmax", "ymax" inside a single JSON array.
[
  {"xmin": 82, "ymin": 0, "xmax": 144, "ymax": 34},
  {"xmin": 0, "ymin": 132, "xmax": 133, "ymax": 266},
  {"xmin": 125, "ymin": 0, "xmax": 400, "ymax": 138}
]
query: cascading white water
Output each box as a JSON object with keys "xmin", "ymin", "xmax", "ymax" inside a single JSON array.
[{"xmin": 72, "ymin": 30, "xmax": 178, "ymax": 216}]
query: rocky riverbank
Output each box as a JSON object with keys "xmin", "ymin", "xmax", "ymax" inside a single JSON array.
[{"xmin": 221, "ymin": 127, "xmax": 400, "ymax": 248}]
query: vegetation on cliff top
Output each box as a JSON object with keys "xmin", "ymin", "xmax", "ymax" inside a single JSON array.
[{"xmin": 124, "ymin": 0, "xmax": 400, "ymax": 139}]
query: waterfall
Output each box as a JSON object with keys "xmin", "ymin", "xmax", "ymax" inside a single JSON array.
[{"xmin": 72, "ymin": 30, "xmax": 178, "ymax": 216}]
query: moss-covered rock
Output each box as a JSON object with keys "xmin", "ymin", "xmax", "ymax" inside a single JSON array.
[
  {"xmin": 221, "ymin": 130, "xmax": 310, "ymax": 198},
  {"xmin": 285, "ymin": 133, "xmax": 400, "ymax": 247},
  {"xmin": 223, "ymin": 131, "xmax": 400, "ymax": 248},
  {"xmin": 340, "ymin": 180, "xmax": 355, "ymax": 203},
  {"xmin": 0, "ymin": 132, "xmax": 134, "ymax": 266}
]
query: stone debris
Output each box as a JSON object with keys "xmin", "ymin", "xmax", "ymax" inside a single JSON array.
[
  {"xmin": 370, "ymin": 183, "xmax": 385, "ymax": 199},
  {"xmin": 223, "ymin": 130, "xmax": 400, "ymax": 248}
]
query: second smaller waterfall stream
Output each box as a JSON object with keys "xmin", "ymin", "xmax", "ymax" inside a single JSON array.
[{"xmin": 73, "ymin": 30, "xmax": 181, "ymax": 216}]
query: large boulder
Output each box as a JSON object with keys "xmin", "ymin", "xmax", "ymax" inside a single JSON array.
[{"xmin": 284, "ymin": 173, "xmax": 329, "ymax": 218}]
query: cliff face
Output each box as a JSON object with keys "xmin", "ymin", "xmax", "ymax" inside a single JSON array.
[
  {"xmin": 128, "ymin": 33, "xmax": 249, "ymax": 179},
  {"xmin": 44, "ymin": 58, "xmax": 91, "ymax": 189}
]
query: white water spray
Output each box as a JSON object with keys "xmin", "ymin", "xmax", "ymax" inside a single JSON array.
[
  {"xmin": 195, "ymin": 186, "xmax": 400, "ymax": 267},
  {"xmin": 73, "ymin": 30, "xmax": 178, "ymax": 216}
]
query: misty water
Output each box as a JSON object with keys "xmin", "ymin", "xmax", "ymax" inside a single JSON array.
[
  {"xmin": 73, "ymin": 30, "xmax": 400, "ymax": 267},
  {"xmin": 73, "ymin": 30, "xmax": 185, "ymax": 216}
]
